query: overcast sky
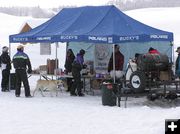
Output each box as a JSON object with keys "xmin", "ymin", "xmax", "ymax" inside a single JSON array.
[{"xmin": 0, "ymin": 0, "xmax": 110, "ymax": 8}]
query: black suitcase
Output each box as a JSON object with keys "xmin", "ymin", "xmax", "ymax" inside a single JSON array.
[{"xmin": 10, "ymin": 73, "xmax": 16, "ymax": 90}]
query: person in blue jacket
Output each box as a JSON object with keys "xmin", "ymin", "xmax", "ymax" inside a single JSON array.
[
  {"xmin": 71, "ymin": 49, "xmax": 86, "ymax": 96},
  {"xmin": 12, "ymin": 45, "xmax": 32, "ymax": 97}
]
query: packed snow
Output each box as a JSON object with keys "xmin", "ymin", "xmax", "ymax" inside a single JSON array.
[{"xmin": 0, "ymin": 7, "xmax": 180, "ymax": 134}]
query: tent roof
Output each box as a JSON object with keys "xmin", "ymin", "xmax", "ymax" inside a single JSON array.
[{"xmin": 9, "ymin": 5, "xmax": 173, "ymax": 44}]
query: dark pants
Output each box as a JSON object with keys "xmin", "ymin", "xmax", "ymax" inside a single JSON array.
[
  {"xmin": 71, "ymin": 71, "xmax": 82, "ymax": 95},
  {"xmin": 67, "ymin": 78, "xmax": 73, "ymax": 91},
  {"xmin": 1, "ymin": 69, "xmax": 10, "ymax": 91},
  {"xmin": 15, "ymin": 69, "xmax": 31, "ymax": 97}
]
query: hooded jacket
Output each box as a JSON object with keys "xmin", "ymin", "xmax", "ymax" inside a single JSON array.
[
  {"xmin": 64, "ymin": 52, "xmax": 75, "ymax": 73},
  {"xmin": 108, "ymin": 51, "xmax": 124, "ymax": 72},
  {"xmin": 0, "ymin": 52, "xmax": 11, "ymax": 70},
  {"xmin": 72, "ymin": 53, "xmax": 84, "ymax": 72},
  {"xmin": 13, "ymin": 50, "xmax": 32, "ymax": 71}
]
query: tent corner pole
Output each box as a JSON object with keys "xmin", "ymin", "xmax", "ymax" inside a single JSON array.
[
  {"xmin": 8, "ymin": 42, "xmax": 12, "ymax": 91},
  {"xmin": 113, "ymin": 44, "xmax": 116, "ymax": 83},
  {"xmin": 171, "ymin": 41, "xmax": 174, "ymax": 63},
  {"xmin": 8, "ymin": 42, "xmax": 11, "ymax": 92},
  {"xmin": 55, "ymin": 42, "xmax": 58, "ymax": 80}
]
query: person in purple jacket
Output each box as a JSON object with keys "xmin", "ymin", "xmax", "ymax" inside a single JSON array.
[{"xmin": 71, "ymin": 49, "xmax": 86, "ymax": 96}]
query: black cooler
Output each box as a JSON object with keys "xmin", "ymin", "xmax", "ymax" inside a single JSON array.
[{"xmin": 10, "ymin": 73, "xmax": 16, "ymax": 90}]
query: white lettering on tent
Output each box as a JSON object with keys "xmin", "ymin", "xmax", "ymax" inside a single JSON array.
[
  {"xmin": 13, "ymin": 38, "xmax": 28, "ymax": 42},
  {"xmin": 150, "ymin": 35, "xmax": 168, "ymax": 39},
  {"xmin": 88, "ymin": 36, "xmax": 107, "ymax": 42},
  {"xmin": 60, "ymin": 36, "xmax": 78, "ymax": 40},
  {"xmin": 119, "ymin": 36, "xmax": 139, "ymax": 41},
  {"xmin": 36, "ymin": 37, "xmax": 51, "ymax": 41}
]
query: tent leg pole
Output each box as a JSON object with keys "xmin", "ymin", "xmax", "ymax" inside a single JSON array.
[
  {"xmin": 8, "ymin": 42, "xmax": 11, "ymax": 92},
  {"xmin": 113, "ymin": 44, "xmax": 116, "ymax": 83},
  {"xmin": 55, "ymin": 42, "xmax": 58, "ymax": 80}
]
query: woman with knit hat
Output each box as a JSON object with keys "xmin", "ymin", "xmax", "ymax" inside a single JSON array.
[{"xmin": 0, "ymin": 46, "xmax": 11, "ymax": 92}]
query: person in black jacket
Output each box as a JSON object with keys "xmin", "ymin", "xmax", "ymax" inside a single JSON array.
[
  {"xmin": 175, "ymin": 47, "xmax": 180, "ymax": 78},
  {"xmin": 64, "ymin": 49, "xmax": 75, "ymax": 92},
  {"xmin": 0, "ymin": 46, "xmax": 11, "ymax": 92},
  {"xmin": 12, "ymin": 45, "xmax": 32, "ymax": 97}
]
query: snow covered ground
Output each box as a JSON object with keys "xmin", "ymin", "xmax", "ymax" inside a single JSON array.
[
  {"xmin": 0, "ymin": 89, "xmax": 180, "ymax": 134},
  {"xmin": 0, "ymin": 7, "xmax": 180, "ymax": 134}
]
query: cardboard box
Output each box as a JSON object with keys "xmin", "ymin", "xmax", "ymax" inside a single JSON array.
[
  {"xmin": 47, "ymin": 59, "xmax": 59, "ymax": 74},
  {"xmin": 91, "ymin": 79, "xmax": 102, "ymax": 89},
  {"xmin": 39, "ymin": 65, "xmax": 47, "ymax": 74},
  {"xmin": 159, "ymin": 71, "xmax": 170, "ymax": 81},
  {"xmin": 39, "ymin": 65, "xmax": 47, "ymax": 71}
]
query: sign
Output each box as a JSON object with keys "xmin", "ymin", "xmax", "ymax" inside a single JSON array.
[
  {"xmin": 40, "ymin": 43, "xmax": 51, "ymax": 55},
  {"xmin": 94, "ymin": 44, "xmax": 111, "ymax": 74}
]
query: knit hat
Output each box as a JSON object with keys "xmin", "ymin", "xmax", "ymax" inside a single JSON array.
[
  {"xmin": 148, "ymin": 47, "xmax": 155, "ymax": 52},
  {"xmin": 17, "ymin": 45, "xmax": 24, "ymax": 49},
  {"xmin": 79, "ymin": 49, "xmax": 85, "ymax": 55},
  {"xmin": 2, "ymin": 46, "xmax": 8, "ymax": 52},
  {"xmin": 115, "ymin": 44, "xmax": 119, "ymax": 49},
  {"xmin": 176, "ymin": 47, "xmax": 180, "ymax": 52}
]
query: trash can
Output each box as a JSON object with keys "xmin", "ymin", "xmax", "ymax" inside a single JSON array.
[{"xmin": 101, "ymin": 82, "xmax": 117, "ymax": 106}]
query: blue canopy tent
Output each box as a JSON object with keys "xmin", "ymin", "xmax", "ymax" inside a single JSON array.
[
  {"xmin": 9, "ymin": 5, "xmax": 173, "ymax": 44},
  {"xmin": 9, "ymin": 5, "xmax": 174, "ymax": 82}
]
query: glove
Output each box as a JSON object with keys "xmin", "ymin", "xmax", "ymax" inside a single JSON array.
[
  {"xmin": 27, "ymin": 69, "xmax": 32, "ymax": 74},
  {"xmin": 83, "ymin": 64, "xmax": 87, "ymax": 69},
  {"xmin": 108, "ymin": 69, "xmax": 110, "ymax": 73},
  {"xmin": 64, "ymin": 69, "xmax": 67, "ymax": 74}
]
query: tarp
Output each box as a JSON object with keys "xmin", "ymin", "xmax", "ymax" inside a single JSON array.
[
  {"xmin": 68, "ymin": 41, "xmax": 173, "ymax": 72},
  {"xmin": 9, "ymin": 5, "xmax": 173, "ymax": 44}
]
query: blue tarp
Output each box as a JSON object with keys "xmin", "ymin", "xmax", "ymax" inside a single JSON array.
[{"xmin": 9, "ymin": 5, "xmax": 173, "ymax": 43}]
